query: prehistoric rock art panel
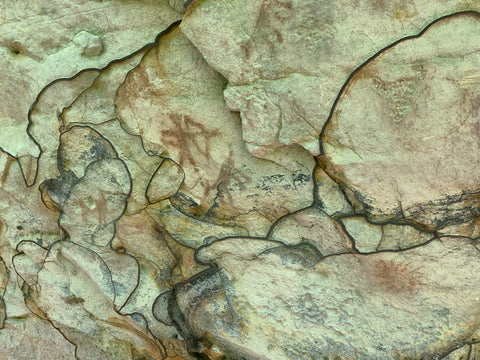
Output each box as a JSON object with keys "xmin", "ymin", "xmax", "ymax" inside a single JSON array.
[
  {"xmin": 115, "ymin": 24, "xmax": 314, "ymax": 239},
  {"xmin": 170, "ymin": 237, "xmax": 480, "ymax": 359},
  {"xmin": 320, "ymin": 12, "xmax": 480, "ymax": 236},
  {"xmin": 0, "ymin": 1, "xmax": 480, "ymax": 360},
  {"xmin": 180, "ymin": 0, "xmax": 480, "ymax": 163}
]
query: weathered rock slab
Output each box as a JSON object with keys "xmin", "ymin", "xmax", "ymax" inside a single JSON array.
[
  {"xmin": 172, "ymin": 237, "xmax": 480, "ymax": 359},
  {"xmin": 321, "ymin": 13, "xmax": 480, "ymax": 234},
  {"xmin": 115, "ymin": 25, "xmax": 314, "ymax": 238},
  {"xmin": 181, "ymin": 1, "xmax": 480, "ymax": 163}
]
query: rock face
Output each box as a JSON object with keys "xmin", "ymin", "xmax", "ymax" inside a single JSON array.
[
  {"xmin": 0, "ymin": 0, "xmax": 181, "ymax": 163},
  {"xmin": 171, "ymin": 237, "xmax": 480, "ymax": 359},
  {"xmin": 1, "ymin": 1, "xmax": 480, "ymax": 360},
  {"xmin": 320, "ymin": 12, "xmax": 480, "ymax": 235},
  {"xmin": 180, "ymin": 1, "xmax": 480, "ymax": 164},
  {"xmin": 115, "ymin": 24, "xmax": 314, "ymax": 239}
]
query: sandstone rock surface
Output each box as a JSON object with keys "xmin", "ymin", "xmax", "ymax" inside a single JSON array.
[
  {"xmin": 1, "ymin": 1, "xmax": 480, "ymax": 360},
  {"xmin": 0, "ymin": 0, "xmax": 181, "ymax": 164},
  {"xmin": 172, "ymin": 237, "xmax": 480, "ymax": 360},
  {"xmin": 181, "ymin": 1, "xmax": 480, "ymax": 164},
  {"xmin": 115, "ymin": 25, "xmax": 314, "ymax": 238},
  {"xmin": 320, "ymin": 13, "xmax": 480, "ymax": 235}
]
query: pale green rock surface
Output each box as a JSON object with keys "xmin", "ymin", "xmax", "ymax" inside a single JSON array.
[
  {"xmin": 0, "ymin": 1, "xmax": 479, "ymax": 359},
  {"xmin": 0, "ymin": 258, "xmax": 7, "ymax": 328},
  {"xmin": 269, "ymin": 206, "xmax": 356, "ymax": 255},
  {"xmin": 61, "ymin": 51, "xmax": 147, "ymax": 128},
  {"xmin": 173, "ymin": 237, "xmax": 480, "ymax": 360},
  {"xmin": 115, "ymin": 25, "xmax": 315, "ymax": 239},
  {"xmin": 321, "ymin": 12, "xmax": 480, "ymax": 235},
  {"xmin": 0, "ymin": 316, "xmax": 76, "ymax": 360},
  {"xmin": 14, "ymin": 240, "xmax": 166, "ymax": 360},
  {"xmin": 147, "ymin": 158, "xmax": 185, "ymax": 204},
  {"xmin": 378, "ymin": 223, "xmax": 435, "ymax": 251},
  {"xmin": 28, "ymin": 70, "xmax": 100, "ymax": 186},
  {"xmin": 180, "ymin": 0, "xmax": 480, "ymax": 165},
  {"xmin": 314, "ymin": 166, "xmax": 354, "ymax": 217},
  {"xmin": 0, "ymin": 0, "xmax": 181, "ymax": 162},
  {"xmin": 341, "ymin": 216, "xmax": 383, "ymax": 253},
  {"xmin": 444, "ymin": 344, "xmax": 480, "ymax": 360}
]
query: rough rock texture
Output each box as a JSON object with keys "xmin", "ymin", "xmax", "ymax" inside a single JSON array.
[
  {"xmin": 0, "ymin": 258, "xmax": 7, "ymax": 328},
  {"xmin": 1, "ymin": 1, "xmax": 480, "ymax": 360},
  {"xmin": 15, "ymin": 241, "xmax": 166, "ymax": 360},
  {"xmin": 268, "ymin": 207, "xmax": 356, "ymax": 255},
  {"xmin": 172, "ymin": 237, "xmax": 480, "ymax": 359},
  {"xmin": 115, "ymin": 24, "xmax": 314, "ymax": 239},
  {"xmin": 0, "ymin": 0, "xmax": 181, "ymax": 163},
  {"xmin": 180, "ymin": 0, "xmax": 480, "ymax": 165},
  {"xmin": 320, "ymin": 12, "xmax": 480, "ymax": 235},
  {"xmin": 0, "ymin": 316, "xmax": 76, "ymax": 360}
]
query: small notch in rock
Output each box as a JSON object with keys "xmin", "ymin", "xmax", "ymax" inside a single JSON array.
[{"xmin": 9, "ymin": 41, "xmax": 23, "ymax": 55}]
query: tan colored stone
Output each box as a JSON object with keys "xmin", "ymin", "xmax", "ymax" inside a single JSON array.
[
  {"xmin": 93, "ymin": 246, "xmax": 140, "ymax": 310},
  {"xmin": 29, "ymin": 70, "xmax": 100, "ymax": 186},
  {"xmin": 61, "ymin": 51, "xmax": 147, "ymax": 127},
  {"xmin": 0, "ymin": 149, "xmax": 59, "ymax": 265},
  {"xmin": 181, "ymin": 1, "xmax": 480, "ymax": 164},
  {"xmin": 147, "ymin": 201, "xmax": 245, "ymax": 249},
  {"xmin": 116, "ymin": 25, "xmax": 314, "ymax": 238},
  {"xmin": 163, "ymin": 230, "xmax": 210, "ymax": 283},
  {"xmin": 321, "ymin": 13, "xmax": 480, "ymax": 234},
  {"xmin": 2, "ymin": 276, "xmax": 31, "ymax": 320},
  {"xmin": 0, "ymin": 316, "xmax": 76, "ymax": 360},
  {"xmin": 59, "ymin": 158, "xmax": 130, "ymax": 246},
  {"xmin": 112, "ymin": 211, "xmax": 180, "ymax": 338},
  {"xmin": 163, "ymin": 338, "xmax": 197, "ymax": 360},
  {"xmin": 341, "ymin": 216, "xmax": 383, "ymax": 253},
  {"xmin": 58, "ymin": 126, "xmax": 117, "ymax": 179},
  {"xmin": 3, "ymin": 1, "xmax": 480, "ymax": 359},
  {"xmin": 72, "ymin": 31, "xmax": 103, "ymax": 57},
  {"xmin": 195, "ymin": 237, "xmax": 285, "ymax": 265},
  {"xmin": 314, "ymin": 167, "xmax": 354, "ymax": 217},
  {"xmin": 15, "ymin": 240, "xmax": 166, "ymax": 360},
  {"xmin": 12, "ymin": 241, "xmax": 47, "ymax": 290},
  {"xmin": 147, "ymin": 158, "xmax": 185, "ymax": 203},
  {"xmin": 378, "ymin": 223, "xmax": 435, "ymax": 251},
  {"xmin": 0, "ymin": 258, "xmax": 7, "ymax": 328},
  {"xmin": 0, "ymin": 0, "xmax": 180, "ymax": 165},
  {"xmin": 269, "ymin": 207, "xmax": 355, "ymax": 256},
  {"xmin": 443, "ymin": 344, "xmax": 480, "ymax": 360},
  {"xmin": 170, "ymin": 0, "xmax": 188, "ymax": 13},
  {"xmin": 32, "ymin": 58, "xmax": 168, "ymax": 217},
  {"xmin": 67, "ymin": 120, "xmax": 164, "ymax": 215},
  {"xmin": 173, "ymin": 237, "xmax": 480, "ymax": 359}
]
